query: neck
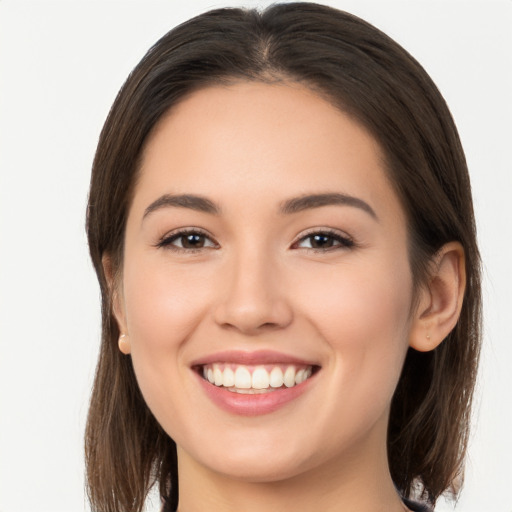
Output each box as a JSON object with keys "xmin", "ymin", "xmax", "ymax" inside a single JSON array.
[{"xmin": 176, "ymin": 420, "xmax": 407, "ymax": 512}]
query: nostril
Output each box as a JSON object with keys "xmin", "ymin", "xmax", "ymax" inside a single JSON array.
[
  {"xmin": 260, "ymin": 322, "xmax": 280, "ymax": 329},
  {"xmin": 214, "ymin": 302, "xmax": 294, "ymax": 335}
]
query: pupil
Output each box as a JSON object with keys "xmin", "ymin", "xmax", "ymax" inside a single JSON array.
[
  {"xmin": 312, "ymin": 234, "xmax": 332, "ymax": 248},
  {"xmin": 183, "ymin": 234, "xmax": 204, "ymax": 248}
]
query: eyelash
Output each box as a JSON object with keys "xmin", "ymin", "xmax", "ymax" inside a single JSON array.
[
  {"xmin": 292, "ymin": 228, "xmax": 355, "ymax": 252},
  {"xmin": 155, "ymin": 228, "xmax": 218, "ymax": 252},
  {"xmin": 155, "ymin": 228, "xmax": 354, "ymax": 253}
]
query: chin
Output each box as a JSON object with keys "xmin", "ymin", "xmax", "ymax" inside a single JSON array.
[
  {"xmin": 176, "ymin": 424, "xmax": 324, "ymax": 484},
  {"xmin": 207, "ymin": 453, "xmax": 314, "ymax": 484}
]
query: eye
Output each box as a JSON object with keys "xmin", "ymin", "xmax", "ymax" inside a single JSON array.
[
  {"xmin": 293, "ymin": 230, "xmax": 354, "ymax": 251},
  {"xmin": 157, "ymin": 229, "xmax": 218, "ymax": 251}
]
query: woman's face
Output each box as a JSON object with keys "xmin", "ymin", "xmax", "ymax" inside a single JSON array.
[{"xmin": 115, "ymin": 81, "xmax": 416, "ymax": 482}]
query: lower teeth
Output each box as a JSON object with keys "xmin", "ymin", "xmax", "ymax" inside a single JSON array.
[{"xmin": 226, "ymin": 387, "xmax": 281, "ymax": 394}]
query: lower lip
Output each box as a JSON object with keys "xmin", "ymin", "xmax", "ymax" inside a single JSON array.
[{"xmin": 195, "ymin": 371, "xmax": 315, "ymax": 416}]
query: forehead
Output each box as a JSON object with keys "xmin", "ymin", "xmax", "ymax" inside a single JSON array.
[{"xmin": 133, "ymin": 81, "xmax": 404, "ymax": 224}]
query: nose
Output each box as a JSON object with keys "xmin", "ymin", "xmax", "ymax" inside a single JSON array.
[{"xmin": 213, "ymin": 249, "xmax": 293, "ymax": 335}]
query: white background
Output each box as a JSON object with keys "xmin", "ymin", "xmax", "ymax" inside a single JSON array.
[{"xmin": 0, "ymin": 1, "xmax": 510, "ymax": 511}]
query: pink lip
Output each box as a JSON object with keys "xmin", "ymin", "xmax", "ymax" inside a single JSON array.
[
  {"xmin": 195, "ymin": 371, "xmax": 315, "ymax": 416},
  {"xmin": 191, "ymin": 350, "xmax": 319, "ymax": 417},
  {"xmin": 190, "ymin": 349, "xmax": 317, "ymax": 367}
]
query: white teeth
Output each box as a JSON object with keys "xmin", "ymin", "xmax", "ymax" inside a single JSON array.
[
  {"xmin": 295, "ymin": 369, "xmax": 305, "ymax": 384},
  {"xmin": 269, "ymin": 367, "xmax": 284, "ymax": 388},
  {"xmin": 214, "ymin": 366, "xmax": 223, "ymax": 386},
  {"xmin": 202, "ymin": 363, "xmax": 314, "ymax": 390},
  {"xmin": 223, "ymin": 366, "xmax": 235, "ymax": 387},
  {"xmin": 284, "ymin": 366, "xmax": 297, "ymax": 387},
  {"xmin": 234, "ymin": 366, "xmax": 252, "ymax": 389},
  {"xmin": 251, "ymin": 367, "xmax": 270, "ymax": 389}
]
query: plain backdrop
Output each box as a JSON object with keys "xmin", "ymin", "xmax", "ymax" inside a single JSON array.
[{"xmin": 0, "ymin": 1, "xmax": 511, "ymax": 511}]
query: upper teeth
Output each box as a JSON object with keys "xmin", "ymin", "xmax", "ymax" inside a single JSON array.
[{"xmin": 202, "ymin": 363, "xmax": 312, "ymax": 391}]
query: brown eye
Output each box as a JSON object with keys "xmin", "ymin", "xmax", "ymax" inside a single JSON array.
[
  {"xmin": 180, "ymin": 233, "xmax": 207, "ymax": 248},
  {"xmin": 157, "ymin": 230, "xmax": 217, "ymax": 251},
  {"xmin": 295, "ymin": 231, "xmax": 354, "ymax": 250},
  {"xmin": 309, "ymin": 234, "xmax": 336, "ymax": 248}
]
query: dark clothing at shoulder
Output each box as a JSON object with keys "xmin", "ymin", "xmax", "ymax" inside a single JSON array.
[{"xmin": 403, "ymin": 497, "xmax": 434, "ymax": 512}]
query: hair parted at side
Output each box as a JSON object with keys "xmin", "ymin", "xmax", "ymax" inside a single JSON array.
[{"xmin": 85, "ymin": 3, "xmax": 481, "ymax": 512}]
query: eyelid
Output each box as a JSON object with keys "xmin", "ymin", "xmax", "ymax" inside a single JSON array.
[
  {"xmin": 291, "ymin": 227, "xmax": 355, "ymax": 250},
  {"xmin": 154, "ymin": 226, "xmax": 354, "ymax": 252},
  {"xmin": 155, "ymin": 227, "xmax": 219, "ymax": 251}
]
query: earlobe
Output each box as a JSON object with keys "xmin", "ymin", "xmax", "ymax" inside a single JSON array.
[
  {"xmin": 409, "ymin": 242, "xmax": 466, "ymax": 352},
  {"xmin": 118, "ymin": 333, "xmax": 131, "ymax": 355},
  {"xmin": 102, "ymin": 254, "xmax": 129, "ymax": 352}
]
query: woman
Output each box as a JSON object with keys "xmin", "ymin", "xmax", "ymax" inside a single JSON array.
[{"xmin": 85, "ymin": 3, "xmax": 481, "ymax": 512}]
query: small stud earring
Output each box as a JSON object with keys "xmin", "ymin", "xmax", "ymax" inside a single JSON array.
[
  {"xmin": 118, "ymin": 333, "xmax": 131, "ymax": 354},
  {"xmin": 426, "ymin": 333, "xmax": 431, "ymax": 340}
]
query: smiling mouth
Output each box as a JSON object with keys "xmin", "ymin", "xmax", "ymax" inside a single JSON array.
[{"xmin": 197, "ymin": 363, "xmax": 318, "ymax": 394}]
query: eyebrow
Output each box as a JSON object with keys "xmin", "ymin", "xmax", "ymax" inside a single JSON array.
[
  {"xmin": 142, "ymin": 192, "xmax": 377, "ymax": 221},
  {"xmin": 279, "ymin": 193, "xmax": 378, "ymax": 220},
  {"xmin": 143, "ymin": 194, "xmax": 220, "ymax": 219}
]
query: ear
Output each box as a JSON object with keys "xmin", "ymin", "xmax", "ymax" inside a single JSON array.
[
  {"xmin": 409, "ymin": 242, "xmax": 466, "ymax": 352},
  {"xmin": 102, "ymin": 254, "xmax": 131, "ymax": 355}
]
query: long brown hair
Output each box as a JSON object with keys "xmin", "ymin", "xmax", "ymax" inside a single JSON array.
[{"xmin": 85, "ymin": 4, "xmax": 481, "ymax": 511}]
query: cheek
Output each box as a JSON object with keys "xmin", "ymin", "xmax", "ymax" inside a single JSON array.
[
  {"xmin": 122, "ymin": 258, "xmax": 211, "ymax": 348},
  {"xmin": 299, "ymin": 254, "xmax": 412, "ymax": 333},
  {"xmin": 120, "ymin": 257, "xmax": 217, "ymax": 423},
  {"xmin": 120, "ymin": 257, "xmax": 212, "ymax": 404},
  {"xmin": 295, "ymin": 256, "xmax": 413, "ymax": 396}
]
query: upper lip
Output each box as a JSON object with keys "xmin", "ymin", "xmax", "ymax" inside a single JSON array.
[{"xmin": 190, "ymin": 350, "xmax": 320, "ymax": 367}]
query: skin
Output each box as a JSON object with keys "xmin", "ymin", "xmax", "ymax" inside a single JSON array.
[{"xmin": 108, "ymin": 81, "xmax": 465, "ymax": 512}]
